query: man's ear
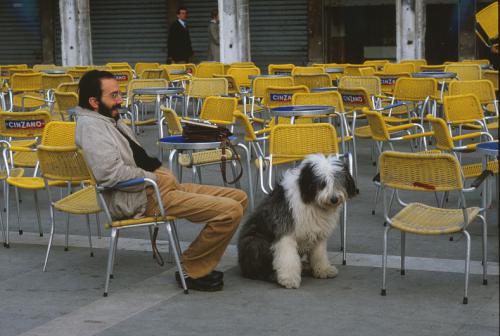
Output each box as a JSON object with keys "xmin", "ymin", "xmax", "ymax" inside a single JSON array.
[{"xmin": 88, "ymin": 97, "xmax": 99, "ymax": 110}]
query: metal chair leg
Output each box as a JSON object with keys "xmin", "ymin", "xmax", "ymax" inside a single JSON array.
[
  {"xmin": 401, "ymin": 231, "xmax": 406, "ymax": 275},
  {"xmin": 33, "ymin": 190, "xmax": 43, "ymax": 237},
  {"xmin": 381, "ymin": 226, "xmax": 390, "ymax": 296},
  {"xmin": 110, "ymin": 229, "xmax": 119, "ymax": 279},
  {"xmin": 43, "ymin": 203, "xmax": 56, "ymax": 271},
  {"xmin": 166, "ymin": 220, "xmax": 188, "ymax": 294},
  {"xmin": 342, "ymin": 201, "xmax": 347, "ymax": 265},
  {"xmin": 14, "ymin": 187, "xmax": 21, "ymax": 235},
  {"xmin": 479, "ymin": 215, "xmax": 488, "ymax": 285},
  {"xmin": 103, "ymin": 228, "xmax": 118, "ymax": 297},
  {"xmin": 95, "ymin": 213, "xmax": 102, "ymax": 239},
  {"xmin": 4, "ymin": 183, "xmax": 10, "ymax": 247},
  {"xmin": 85, "ymin": 214, "xmax": 94, "ymax": 257},
  {"xmin": 463, "ymin": 230, "xmax": 471, "ymax": 304}
]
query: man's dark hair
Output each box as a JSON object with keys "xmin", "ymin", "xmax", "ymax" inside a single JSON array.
[
  {"xmin": 210, "ymin": 9, "xmax": 218, "ymax": 19},
  {"xmin": 177, "ymin": 7, "xmax": 187, "ymax": 14},
  {"xmin": 78, "ymin": 70, "xmax": 115, "ymax": 109}
]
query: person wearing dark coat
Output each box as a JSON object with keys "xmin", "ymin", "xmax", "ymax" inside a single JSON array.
[{"xmin": 167, "ymin": 7, "xmax": 193, "ymax": 63}]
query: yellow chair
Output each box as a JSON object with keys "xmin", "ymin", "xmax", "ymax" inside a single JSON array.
[
  {"xmin": 8, "ymin": 73, "xmax": 46, "ymax": 111},
  {"xmin": 196, "ymin": 62, "xmax": 225, "ymax": 78},
  {"xmin": 258, "ymin": 123, "xmax": 352, "ymax": 264},
  {"xmin": 420, "ymin": 64, "xmax": 446, "ymax": 72},
  {"xmin": 344, "ymin": 64, "xmax": 376, "ymax": 76},
  {"xmin": 449, "ymin": 80, "xmax": 498, "ymax": 118},
  {"xmin": 41, "ymin": 73, "xmax": 74, "ymax": 104},
  {"xmin": 391, "ymin": 77, "xmax": 438, "ymax": 123},
  {"xmin": 134, "ymin": 62, "xmax": 160, "ymax": 77},
  {"xmin": 227, "ymin": 66, "xmax": 260, "ymax": 88},
  {"xmin": 444, "ymin": 63, "xmax": 481, "ymax": 81},
  {"xmin": 106, "ymin": 62, "xmax": 132, "ymax": 70},
  {"xmin": 475, "ymin": 1, "xmax": 498, "ymax": 49},
  {"xmin": 107, "ymin": 69, "xmax": 134, "ymax": 94},
  {"xmin": 139, "ymin": 68, "xmax": 166, "ymax": 79},
  {"xmin": 443, "ymin": 94, "xmax": 497, "ymax": 133},
  {"xmin": 482, "ymin": 70, "xmax": 498, "ymax": 91},
  {"xmin": 52, "ymin": 91, "xmax": 78, "ymax": 121},
  {"xmin": 292, "ymin": 74, "xmax": 331, "ymax": 90},
  {"xmin": 56, "ymin": 82, "xmax": 79, "ymax": 94},
  {"xmin": 37, "ymin": 144, "xmax": 101, "ymax": 271},
  {"xmin": 199, "ymin": 96, "xmax": 238, "ymax": 127},
  {"xmin": 359, "ymin": 67, "xmax": 376, "ymax": 76},
  {"xmin": 374, "ymin": 72, "xmax": 412, "ymax": 95},
  {"xmin": 248, "ymin": 76, "xmax": 294, "ymax": 120},
  {"xmin": 66, "ymin": 68, "xmax": 89, "ymax": 81},
  {"xmin": 291, "ymin": 66, "xmax": 324, "ymax": 75},
  {"xmin": 382, "ymin": 63, "xmax": 415, "ymax": 74},
  {"xmin": 379, "ymin": 151, "xmax": 488, "ymax": 304},
  {"xmin": 400, "ymin": 59, "xmax": 427, "ymax": 72},
  {"xmin": 268, "ymin": 64, "xmax": 295, "ymax": 76},
  {"xmin": 338, "ymin": 76, "xmax": 387, "ymax": 108},
  {"xmin": 186, "ymin": 78, "xmax": 228, "ymax": 116},
  {"xmin": 363, "ymin": 60, "xmax": 390, "ymax": 71}
]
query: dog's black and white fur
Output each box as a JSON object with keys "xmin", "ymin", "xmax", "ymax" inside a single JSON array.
[{"xmin": 238, "ymin": 154, "xmax": 356, "ymax": 288}]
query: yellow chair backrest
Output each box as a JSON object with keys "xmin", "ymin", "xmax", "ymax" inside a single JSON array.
[
  {"xmin": 37, "ymin": 145, "xmax": 91, "ymax": 182},
  {"xmin": 269, "ymin": 123, "xmax": 339, "ymax": 164},
  {"xmin": 10, "ymin": 73, "xmax": 43, "ymax": 92},
  {"xmin": 233, "ymin": 110, "xmax": 257, "ymax": 142},
  {"xmin": 268, "ymin": 64, "xmax": 295, "ymax": 76},
  {"xmin": 363, "ymin": 60, "xmax": 390, "ymax": 71},
  {"xmin": 443, "ymin": 94, "xmax": 484, "ymax": 124},
  {"xmin": 444, "ymin": 64, "xmax": 481, "ymax": 80},
  {"xmin": 41, "ymin": 121, "xmax": 76, "ymax": 146},
  {"xmin": 199, "ymin": 96, "xmax": 238, "ymax": 125},
  {"xmin": 375, "ymin": 72, "xmax": 412, "ymax": 94},
  {"xmin": 379, "ymin": 151, "xmax": 463, "ymax": 191},
  {"xmin": 292, "ymin": 91, "xmax": 345, "ymax": 112},
  {"xmin": 426, "ymin": 115, "xmax": 455, "ymax": 151},
  {"xmin": 188, "ymin": 78, "xmax": 228, "ymax": 98},
  {"xmin": 263, "ymin": 85, "xmax": 309, "ymax": 108},
  {"xmin": 339, "ymin": 76, "xmax": 382, "ymax": 97},
  {"xmin": 475, "ymin": 2, "xmax": 498, "ymax": 46},
  {"xmin": 67, "ymin": 68, "xmax": 88, "ymax": 81},
  {"xmin": 359, "ymin": 67, "xmax": 376, "ymax": 76},
  {"xmin": 338, "ymin": 87, "xmax": 373, "ymax": 111},
  {"xmin": 420, "ymin": 64, "xmax": 446, "ymax": 72},
  {"xmin": 139, "ymin": 68, "xmax": 165, "ymax": 79},
  {"xmin": 56, "ymin": 82, "xmax": 79, "ymax": 94},
  {"xmin": 196, "ymin": 62, "xmax": 225, "ymax": 78},
  {"xmin": 125, "ymin": 79, "xmax": 168, "ymax": 106},
  {"xmin": 400, "ymin": 59, "xmax": 427, "ymax": 72},
  {"xmin": 449, "ymin": 80, "xmax": 496, "ymax": 105},
  {"xmin": 134, "ymin": 62, "xmax": 160, "ymax": 76},
  {"xmin": 227, "ymin": 66, "xmax": 260, "ymax": 87},
  {"xmin": 292, "ymin": 74, "xmax": 331, "ymax": 90},
  {"xmin": 53, "ymin": 91, "xmax": 78, "ymax": 119},
  {"xmin": 106, "ymin": 62, "xmax": 132, "ymax": 70},
  {"xmin": 291, "ymin": 66, "xmax": 324, "ymax": 75},
  {"xmin": 42, "ymin": 74, "xmax": 74, "ymax": 91},
  {"xmin": 213, "ymin": 74, "xmax": 240, "ymax": 94},
  {"xmin": 108, "ymin": 69, "xmax": 134, "ymax": 93},
  {"xmin": 251, "ymin": 76, "xmax": 294, "ymax": 99},
  {"xmin": 363, "ymin": 109, "xmax": 391, "ymax": 141},
  {"xmin": 383, "ymin": 63, "xmax": 415, "ymax": 74},
  {"xmin": 482, "ymin": 70, "xmax": 498, "ymax": 91},
  {"xmin": 393, "ymin": 77, "xmax": 437, "ymax": 101},
  {"xmin": 160, "ymin": 106, "xmax": 183, "ymax": 135},
  {"xmin": 0, "ymin": 110, "xmax": 51, "ymax": 138}
]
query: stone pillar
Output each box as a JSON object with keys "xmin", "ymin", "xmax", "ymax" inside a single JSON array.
[
  {"xmin": 59, "ymin": 0, "xmax": 92, "ymax": 66},
  {"xmin": 396, "ymin": 0, "xmax": 424, "ymax": 61},
  {"xmin": 458, "ymin": 0, "xmax": 476, "ymax": 60},
  {"xmin": 219, "ymin": 0, "xmax": 251, "ymax": 63},
  {"xmin": 308, "ymin": 0, "xmax": 324, "ymax": 64},
  {"xmin": 40, "ymin": 0, "xmax": 55, "ymax": 64}
]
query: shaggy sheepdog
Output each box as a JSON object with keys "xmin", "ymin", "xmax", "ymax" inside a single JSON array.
[{"xmin": 238, "ymin": 154, "xmax": 356, "ymax": 288}]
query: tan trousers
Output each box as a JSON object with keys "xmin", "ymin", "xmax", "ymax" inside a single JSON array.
[{"xmin": 145, "ymin": 167, "xmax": 247, "ymax": 278}]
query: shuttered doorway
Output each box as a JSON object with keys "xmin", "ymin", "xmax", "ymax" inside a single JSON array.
[
  {"xmin": 250, "ymin": 0, "xmax": 308, "ymax": 70},
  {"xmin": 181, "ymin": 0, "xmax": 217, "ymax": 63},
  {"xmin": 89, "ymin": 0, "xmax": 168, "ymax": 66},
  {"xmin": 0, "ymin": 0, "xmax": 43, "ymax": 65}
]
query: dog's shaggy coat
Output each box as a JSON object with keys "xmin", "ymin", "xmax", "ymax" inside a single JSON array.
[{"xmin": 238, "ymin": 154, "xmax": 356, "ymax": 288}]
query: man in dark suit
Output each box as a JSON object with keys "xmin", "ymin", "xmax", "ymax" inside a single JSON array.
[{"xmin": 167, "ymin": 7, "xmax": 193, "ymax": 64}]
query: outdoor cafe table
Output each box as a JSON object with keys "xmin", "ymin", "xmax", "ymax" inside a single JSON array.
[
  {"xmin": 476, "ymin": 141, "xmax": 498, "ymax": 212},
  {"xmin": 311, "ymin": 87, "xmax": 338, "ymax": 92},
  {"xmin": 158, "ymin": 135, "xmax": 254, "ymax": 210},
  {"xmin": 130, "ymin": 87, "xmax": 186, "ymax": 136},
  {"xmin": 40, "ymin": 69, "xmax": 67, "ymax": 74},
  {"xmin": 325, "ymin": 67, "xmax": 344, "ymax": 74},
  {"xmin": 269, "ymin": 105, "xmax": 335, "ymax": 124}
]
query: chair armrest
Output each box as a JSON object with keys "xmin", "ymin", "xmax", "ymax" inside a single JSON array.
[
  {"xmin": 375, "ymin": 102, "xmax": 407, "ymax": 111},
  {"xmin": 114, "ymin": 178, "xmax": 146, "ymax": 189},
  {"xmin": 469, "ymin": 170, "xmax": 493, "ymax": 190}
]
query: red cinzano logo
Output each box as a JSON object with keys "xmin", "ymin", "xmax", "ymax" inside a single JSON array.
[
  {"xmin": 342, "ymin": 94, "xmax": 366, "ymax": 105},
  {"xmin": 270, "ymin": 93, "xmax": 292, "ymax": 102},
  {"xmin": 5, "ymin": 119, "xmax": 46, "ymax": 130}
]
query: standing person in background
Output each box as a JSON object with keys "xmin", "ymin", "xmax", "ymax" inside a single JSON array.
[
  {"xmin": 167, "ymin": 7, "xmax": 193, "ymax": 64},
  {"xmin": 207, "ymin": 9, "xmax": 220, "ymax": 61}
]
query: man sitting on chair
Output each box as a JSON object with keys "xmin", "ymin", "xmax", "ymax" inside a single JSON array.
[{"xmin": 74, "ymin": 70, "xmax": 247, "ymax": 291}]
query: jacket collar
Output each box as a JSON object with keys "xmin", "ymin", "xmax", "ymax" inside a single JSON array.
[{"xmin": 74, "ymin": 106, "xmax": 119, "ymax": 125}]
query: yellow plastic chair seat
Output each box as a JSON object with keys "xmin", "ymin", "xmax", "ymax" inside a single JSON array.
[
  {"xmin": 391, "ymin": 202, "xmax": 479, "ymax": 235},
  {"xmin": 12, "ymin": 151, "xmax": 37, "ymax": 167},
  {"xmin": 354, "ymin": 126, "xmax": 372, "ymax": 138},
  {"xmin": 0, "ymin": 168, "xmax": 24, "ymax": 179},
  {"xmin": 7, "ymin": 176, "xmax": 84, "ymax": 189},
  {"xmin": 458, "ymin": 121, "xmax": 498, "ymax": 131},
  {"xmin": 178, "ymin": 149, "xmax": 234, "ymax": 167},
  {"xmin": 54, "ymin": 186, "xmax": 101, "ymax": 214},
  {"xmin": 109, "ymin": 215, "xmax": 176, "ymax": 228},
  {"xmin": 462, "ymin": 160, "xmax": 498, "ymax": 179},
  {"xmin": 13, "ymin": 93, "xmax": 45, "ymax": 108},
  {"xmin": 10, "ymin": 139, "xmax": 37, "ymax": 148}
]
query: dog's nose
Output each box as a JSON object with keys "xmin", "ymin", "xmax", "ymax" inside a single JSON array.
[{"xmin": 330, "ymin": 196, "xmax": 339, "ymax": 204}]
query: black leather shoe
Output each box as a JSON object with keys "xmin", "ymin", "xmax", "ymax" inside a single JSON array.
[{"xmin": 175, "ymin": 272, "xmax": 223, "ymax": 292}]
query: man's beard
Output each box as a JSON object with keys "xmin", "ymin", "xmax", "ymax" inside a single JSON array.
[{"xmin": 98, "ymin": 100, "xmax": 121, "ymax": 121}]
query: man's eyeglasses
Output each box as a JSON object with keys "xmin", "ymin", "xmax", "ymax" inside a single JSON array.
[{"xmin": 104, "ymin": 92, "xmax": 123, "ymax": 100}]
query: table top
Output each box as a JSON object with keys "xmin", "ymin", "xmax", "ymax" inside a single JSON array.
[
  {"xmin": 41, "ymin": 70, "xmax": 67, "ymax": 74},
  {"xmin": 270, "ymin": 105, "xmax": 335, "ymax": 117},
  {"xmin": 412, "ymin": 71, "xmax": 457, "ymax": 79},
  {"xmin": 133, "ymin": 87, "xmax": 184, "ymax": 95},
  {"xmin": 158, "ymin": 135, "xmax": 230, "ymax": 150},
  {"xmin": 249, "ymin": 74, "xmax": 289, "ymax": 79},
  {"xmin": 169, "ymin": 69, "xmax": 188, "ymax": 75},
  {"xmin": 325, "ymin": 67, "xmax": 344, "ymax": 74},
  {"xmin": 476, "ymin": 141, "xmax": 498, "ymax": 156},
  {"xmin": 311, "ymin": 87, "xmax": 338, "ymax": 92}
]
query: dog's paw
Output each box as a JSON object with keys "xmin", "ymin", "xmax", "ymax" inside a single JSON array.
[
  {"xmin": 312, "ymin": 264, "xmax": 338, "ymax": 279},
  {"xmin": 277, "ymin": 273, "xmax": 301, "ymax": 289}
]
